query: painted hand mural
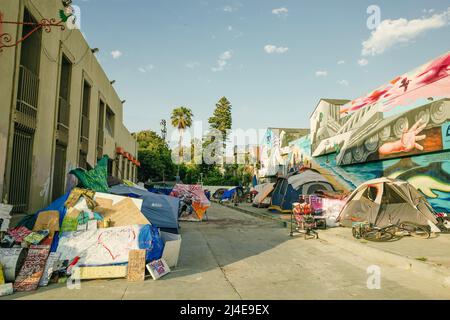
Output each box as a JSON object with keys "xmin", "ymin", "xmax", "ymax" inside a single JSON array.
[{"xmin": 379, "ymin": 119, "xmax": 427, "ymax": 155}]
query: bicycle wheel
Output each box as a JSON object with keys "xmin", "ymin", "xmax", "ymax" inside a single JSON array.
[
  {"xmin": 399, "ymin": 222, "xmax": 431, "ymax": 239},
  {"xmin": 352, "ymin": 227, "xmax": 360, "ymax": 239},
  {"xmin": 304, "ymin": 229, "xmax": 318, "ymax": 240},
  {"xmin": 363, "ymin": 230, "xmax": 394, "ymax": 242}
]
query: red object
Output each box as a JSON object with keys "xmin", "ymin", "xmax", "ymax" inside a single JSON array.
[
  {"xmin": 66, "ymin": 256, "xmax": 81, "ymax": 275},
  {"xmin": 116, "ymin": 147, "xmax": 124, "ymax": 155},
  {"xmin": 0, "ymin": 15, "xmax": 65, "ymax": 52}
]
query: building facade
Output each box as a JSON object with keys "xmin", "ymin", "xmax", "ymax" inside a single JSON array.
[
  {"xmin": 0, "ymin": 0, "xmax": 139, "ymax": 214},
  {"xmin": 258, "ymin": 128, "xmax": 310, "ymax": 180}
]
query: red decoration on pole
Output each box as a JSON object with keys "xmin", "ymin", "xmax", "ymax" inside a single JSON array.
[{"xmin": 0, "ymin": 11, "xmax": 65, "ymax": 52}]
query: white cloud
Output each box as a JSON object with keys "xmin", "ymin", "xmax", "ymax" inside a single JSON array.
[
  {"xmin": 358, "ymin": 58, "xmax": 369, "ymax": 66},
  {"xmin": 422, "ymin": 9, "xmax": 435, "ymax": 14},
  {"xmin": 362, "ymin": 8, "xmax": 450, "ymax": 56},
  {"xmin": 186, "ymin": 61, "xmax": 200, "ymax": 69},
  {"xmin": 315, "ymin": 70, "xmax": 328, "ymax": 77},
  {"xmin": 264, "ymin": 45, "xmax": 289, "ymax": 54},
  {"xmin": 111, "ymin": 50, "xmax": 123, "ymax": 59},
  {"xmin": 212, "ymin": 50, "xmax": 233, "ymax": 72},
  {"xmin": 223, "ymin": 5, "xmax": 239, "ymax": 13},
  {"xmin": 337, "ymin": 60, "xmax": 345, "ymax": 65},
  {"xmin": 272, "ymin": 7, "xmax": 288, "ymax": 16},
  {"xmin": 228, "ymin": 25, "xmax": 233, "ymax": 31},
  {"xmin": 138, "ymin": 64, "xmax": 155, "ymax": 73},
  {"xmin": 338, "ymin": 80, "xmax": 349, "ymax": 86}
]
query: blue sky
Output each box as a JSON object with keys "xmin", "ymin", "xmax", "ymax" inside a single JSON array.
[{"xmin": 77, "ymin": 0, "xmax": 450, "ymax": 135}]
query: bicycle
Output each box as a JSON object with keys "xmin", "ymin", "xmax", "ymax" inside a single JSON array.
[{"xmin": 352, "ymin": 219, "xmax": 430, "ymax": 242}]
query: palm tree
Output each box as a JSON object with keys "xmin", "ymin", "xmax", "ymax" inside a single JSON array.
[{"xmin": 171, "ymin": 107, "xmax": 194, "ymax": 175}]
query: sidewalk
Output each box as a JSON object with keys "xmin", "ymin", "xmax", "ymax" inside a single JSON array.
[{"xmin": 219, "ymin": 201, "xmax": 450, "ymax": 287}]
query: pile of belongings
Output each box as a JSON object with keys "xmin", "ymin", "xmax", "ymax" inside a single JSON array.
[
  {"xmin": 0, "ymin": 156, "xmax": 179, "ymax": 297},
  {"xmin": 170, "ymin": 184, "xmax": 211, "ymax": 221}
]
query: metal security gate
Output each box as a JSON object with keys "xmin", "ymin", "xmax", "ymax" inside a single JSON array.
[
  {"xmin": 51, "ymin": 144, "xmax": 67, "ymax": 202},
  {"xmin": 8, "ymin": 127, "xmax": 34, "ymax": 213},
  {"xmin": 7, "ymin": 9, "xmax": 41, "ymax": 213}
]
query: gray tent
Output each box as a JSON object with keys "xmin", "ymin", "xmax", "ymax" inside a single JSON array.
[{"xmin": 338, "ymin": 178, "xmax": 438, "ymax": 228}]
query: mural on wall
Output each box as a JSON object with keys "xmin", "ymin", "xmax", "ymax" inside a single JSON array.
[
  {"xmin": 310, "ymin": 52, "xmax": 450, "ymax": 166},
  {"xmin": 289, "ymin": 135, "xmax": 450, "ymax": 213}
]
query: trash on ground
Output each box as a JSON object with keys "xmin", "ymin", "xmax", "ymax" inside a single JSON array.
[{"xmin": 146, "ymin": 258, "xmax": 171, "ymax": 280}]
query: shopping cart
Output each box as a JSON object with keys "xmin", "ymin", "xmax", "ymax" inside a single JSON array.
[{"xmin": 290, "ymin": 201, "xmax": 319, "ymax": 240}]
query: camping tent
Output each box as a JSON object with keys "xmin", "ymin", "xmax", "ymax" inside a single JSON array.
[
  {"xmin": 269, "ymin": 170, "xmax": 334, "ymax": 213},
  {"xmin": 221, "ymin": 187, "xmax": 244, "ymax": 202},
  {"xmin": 109, "ymin": 184, "xmax": 180, "ymax": 233},
  {"xmin": 252, "ymin": 183, "xmax": 275, "ymax": 208},
  {"xmin": 338, "ymin": 178, "xmax": 438, "ymax": 228},
  {"xmin": 170, "ymin": 184, "xmax": 211, "ymax": 220},
  {"xmin": 213, "ymin": 188, "xmax": 228, "ymax": 200}
]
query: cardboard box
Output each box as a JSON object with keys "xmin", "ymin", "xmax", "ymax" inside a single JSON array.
[
  {"xmin": 160, "ymin": 231, "xmax": 181, "ymax": 268},
  {"xmin": 71, "ymin": 266, "xmax": 128, "ymax": 280}
]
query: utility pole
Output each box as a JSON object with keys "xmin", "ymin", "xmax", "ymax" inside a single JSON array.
[{"xmin": 160, "ymin": 119, "xmax": 167, "ymax": 141}]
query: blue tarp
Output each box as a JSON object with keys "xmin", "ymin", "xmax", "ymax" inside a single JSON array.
[
  {"xmin": 252, "ymin": 175, "xmax": 258, "ymax": 187},
  {"xmin": 221, "ymin": 187, "xmax": 245, "ymax": 201},
  {"xmin": 138, "ymin": 224, "xmax": 165, "ymax": 262},
  {"xmin": 17, "ymin": 192, "xmax": 70, "ymax": 252},
  {"xmin": 109, "ymin": 184, "xmax": 180, "ymax": 233},
  {"xmin": 221, "ymin": 188, "xmax": 237, "ymax": 200},
  {"xmin": 147, "ymin": 187, "xmax": 173, "ymax": 196}
]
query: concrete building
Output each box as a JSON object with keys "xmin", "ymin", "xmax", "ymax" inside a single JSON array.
[
  {"xmin": 258, "ymin": 128, "xmax": 310, "ymax": 180},
  {"xmin": 0, "ymin": 0, "xmax": 138, "ymax": 214}
]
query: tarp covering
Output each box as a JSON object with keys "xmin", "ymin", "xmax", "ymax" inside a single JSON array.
[
  {"xmin": 56, "ymin": 224, "xmax": 163, "ymax": 266},
  {"xmin": 109, "ymin": 184, "xmax": 180, "ymax": 233},
  {"xmin": 338, "ymin": 178, "xmax": 439, "ymax": 228},
  {"xmin": 170, "ymin": 184, "xmax": 211, "ymax": 220},
  {"xmin": 221, "ymin": 188, "xmax": 237, "ymax": 201},
  {"xmin": 69, "ymin": 156, "xmax": 109, "ymax": 192},
  {"xmin": 17, "ymin": 192, "xmax": 70, "ymax": 252},
  {"xmin": 253, "ymin": 183, "xmax": 274, "ymax": 207},
  {"xmin": 147, "ymin": 187, "xmax": 173, "ymax": 196}
]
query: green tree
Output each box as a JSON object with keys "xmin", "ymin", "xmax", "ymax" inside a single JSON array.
[
  {"xmin": 133, "ymin": 130, "xmax": 175, "ymax": 183},
  {"xmin": 171, "ymin": 107, "xmax": 194, "ymax": 169},
  {"xmin": 208, "ymin": 97, "xmax": 232, "ymax": 145}
]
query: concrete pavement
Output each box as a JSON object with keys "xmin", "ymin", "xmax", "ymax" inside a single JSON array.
[{"xmin": 2, "ymin": 203, "xmax": 450, "ymax": 300}]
